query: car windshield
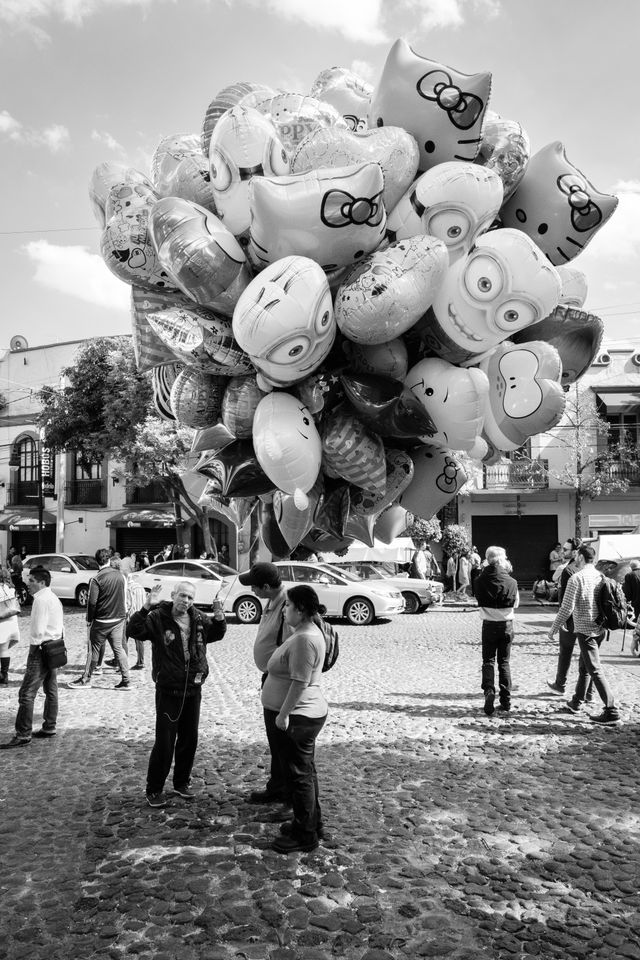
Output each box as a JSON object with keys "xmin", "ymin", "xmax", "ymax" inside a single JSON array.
[
  {"xmin": 70, "ymin": 556, "xmax": 100, "ymax": 571},
  {"xmin": 201, "ymin": 561, "xmax": 237, "ymax": 577},
  {"xmin": 318, "ymin": 563, "xmax": 357, "ymax": 582}
]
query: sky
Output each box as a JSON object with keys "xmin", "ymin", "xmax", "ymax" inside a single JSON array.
[{"xmin": 1, "ymin": 0, "xmax": 639, "ymax": 352}]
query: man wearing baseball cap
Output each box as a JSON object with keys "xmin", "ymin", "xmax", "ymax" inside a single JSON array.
[{"xmin": 239, "ymin": 562, "xmax": 293, "ymax": 805}]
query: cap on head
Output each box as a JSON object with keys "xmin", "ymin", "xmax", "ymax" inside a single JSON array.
[
  {"xmin": 239, "ymin": 562, "xmax": 281, "ymax": 588},
  {"xmin": 629, "ymin": 560, "xmax": 640, "ymax": 570}
]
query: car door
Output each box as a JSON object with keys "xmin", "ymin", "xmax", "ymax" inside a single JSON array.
[
  {"xmin": 290, "ymin": 564, "xmax": 341, "ymax": 616},
  {"xmin": 35, "ymin": 555, "xmax": 74, "ymax": 600},
  {"xmin": 144, "ymin": 562, "xmax": 185, "ymax": 601},
  {"xmin": 183, "ymin": 562, "xmax": 222, "ymax": 605}
]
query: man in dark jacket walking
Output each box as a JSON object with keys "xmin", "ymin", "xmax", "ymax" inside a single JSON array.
[
  {"xmin": 623, "ymin": 560, "xmax": 640, "ymax": 620},
  {"xmin": 127, "ymin": 581, "xmax": 226, "ymax": 807},
  {"xmin": 68, "ymin": 547, "xmax": 130, "ymax": 690},
  {"xmin": 473, "ymin": 546, "xmax": 520, "ymax": 716}
]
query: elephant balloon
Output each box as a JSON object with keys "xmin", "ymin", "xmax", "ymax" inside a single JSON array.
[{"xmin": 404, "ymin": 358, "xmax": 489, "ymax": 452}]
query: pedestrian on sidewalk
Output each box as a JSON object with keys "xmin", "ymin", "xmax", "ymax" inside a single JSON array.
[
  {"xmin": 126, "ymin": 573, "xmax": 148, "ymax": 670},
  {"xmin": 127, "ymin": 581, "xmax": 227, "ymax": 807},
  {"xmin": 240, "ymin": 562, "xmax": 293, "ymax": 807},
  {"xmin": 68, "ymin": 548, "xmax": 130, "ymax": 691},
  {"xmin": 546, "ymin": 538, "xmax": 592, "ymax": 702},
  {"xmin": 0, "ymin": 565, "xmax": 63, "ymax": 748},
  {"xmin": 473, "ymin": 546, "xmax": 519, "ymax": 716},
  {"xmin": 0, "ymin": 568, "xmax": 20, "ymax": 685},
  {"xmin": 548, "ymin": 545, "xmax": 621, "ymax": 725}
]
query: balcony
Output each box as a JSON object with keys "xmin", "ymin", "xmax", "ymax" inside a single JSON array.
[
  {"xmin": 65, "ymin": 479, "xmax": 106, "ymax": 506},
  {"xmin": 482, "ymin": 459, "xmax": 549, "ymax": 491},
  {"xmin": 6, "ymin": 481, "xmax": 40, "ymax": 506},
  {"xmin": 596, "ymin": 462, "xmax": 640, "ymax": 486},
  {"xmin": 126, "ymin": 481, "xmax": 171, "ymax": 505}
]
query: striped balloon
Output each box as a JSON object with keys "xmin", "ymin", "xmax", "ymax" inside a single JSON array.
[
  {"xmin": 322, "ymin": 405, "xmax": 387, "ymax": 496},
  {"xmin": 151, "ymin": 363, "xmax": 182, "ymax": 421}
]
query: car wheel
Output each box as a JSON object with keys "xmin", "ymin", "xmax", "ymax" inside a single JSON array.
[
  {"xmin": 76, "ymin": 585, "xmax": 90, "ymax": 607},
  {"xmin": 234, "ymin": 596, "xmax": 262, "ymax": 624},
  {"xmin": 344, "ymin": 597, "xmax": 374, "ymax": 626},
  {"xmin": 401, "ymin": 591, "xmax": 421, "ymax": 615}
]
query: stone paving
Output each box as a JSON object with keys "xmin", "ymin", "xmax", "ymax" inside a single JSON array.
[{"xmin": 1, "ymin": 604, "xmax": 640, "ymax": 960}]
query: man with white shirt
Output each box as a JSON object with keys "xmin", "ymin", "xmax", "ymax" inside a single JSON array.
[{"xmin": 0, "ymin": 565, "xmax": 64, "ymax": 748}]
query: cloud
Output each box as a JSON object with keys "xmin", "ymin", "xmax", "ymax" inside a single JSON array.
[
  {"xmin": 41, "ymin": 124, "xmax": 70, "ymax": 152},
  {"xmin": 0, "ymin": 110, "xmax": 70, "ymax": 152},
  {"xmin": 261, "ymin": 0, "xmax": 387, "ymax": 43},
  {"xmin": 579, "ymin": 181, "xmax": 640, "ymax": 265},
  {"xmin": 92, "ymin": 129, "xmax": 126, "ymax": 153},
  {"xmin": 0, "ymin": 110, "xmax": 23, "ymax": 138},
  {"xmin": 23, "ymin": 240, "xmax": 131, "ymax": 312},
  {"xmin": 350, "ymin": 59, "xmax": 376, "ymax": 83}
]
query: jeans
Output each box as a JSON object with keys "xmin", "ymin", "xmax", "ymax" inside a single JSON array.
[
  {"xmin": 571, "ymin": 633, "xmax": 617, "ymax": 711},
  {"xmin": 263, "ymin": 707, "xmax": 293, "ymax": 801},
  {"xmin": 15, "ymin": 645, "xmax": 58, "ymax": 739},
  {"xmin": 555, "ymin": 627, "xmax": 593, "ymax": 698},
  {"xmin": 268, "ymin": 710, "xmax": 326, "ymax": 842},
  {"xmin": 481, "ymin": 620, "xmax": 513, "ymax": 707},
  {"xmin": 84, "ymin": 620, "xmax": 129, "ymax": 681},
  {"xmin": 147, "ymin": 687, "xmax": 201, "ymax": 794}
]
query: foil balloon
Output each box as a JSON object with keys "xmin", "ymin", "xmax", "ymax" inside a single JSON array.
[
  {"xmin": 208, "ymin": 106, "xmax": 291, "ymax": 236},
  {"xmin": 169, "ymin": 368, "xmax": 226, "ymax": 429},
  {"xmin": 256, "ymin": 92, "xmax": 345, "ymax": 152},
  {"xmin": 102, "ymin": 200, "xmax": 173, "ymax": 291},
  {"xmin": 426, "ymin": 228, "xmax": 562, "ymax": 365},
  {"xmin": 479, "ymin": 340, "xmax": 566, "ymax": 451},
  {"xmin": 350, "ymin": 448, "xmax": 414, "ymax": 517},
  {"xmin": 556, "ymin": 266, "xmax": 588, "ymax": 309},
  {"xmin": 149, "ymin": 197, "xmax": 250, "ymax": 309},
  {"xmin": 303, "ymin": 530, "xmax": 354, "ymax": 555},
  {"xmin": 475, "ymin": 110, "xmax": 530, "ymax": 202},
  {"xmin": 340, "ymin": 373, "xmax": 436, "ymax": 438},
  {"xmin": 511, "ymin": 305, "xmax": 604, "ymax": 387},
  {"xmin": 386, "ymin": 161, "xmax": 503, "ymax": 264},
  {"xmin": 294, "ymin": 369, "xmax": 345, "ymax": 416},
  {"xmin": 501, "ymin": 141, "xmax": 618, "ymax": 265},
  {"xmin": 192, "ymin": 422, "xmax": 235, "ymax": 456},
  {"xmin": 163, "ymin": 153, "xmax": 217, "ymax": 213},
  {"xmin": 248, "ymin": 162, "xmax": 386, "ymax": 272},
  {"xmin": 151, "ymin": 134, "xmax": 202, "ymax": 195},
  {"xmin": 130, "ymin": 286, "xmax": 190, "ymax": 371},
  {"xmin": 292, "ymin": 124, "xmax": 419, "ymax": 214},
  {"xmin": 310, "ymin": 67, "xmax": 373, "ymax": 131},
  {"xmin": 233, "ymin": 256, "xmax": 335, "ymax": 389},
  {"xmin": 398, "ymin": 445, "xmax": 468, "ymax": 521},
  {"xmin": 196, "ymin": 439, "xmax": 275, "ymax": 498},
  {"xmin": 344, "ymin": 512, "xmax": 376, "ymax": 548},
  {"xmin": 252, "ymin": 392, "xmax": 323, "ymax": 508},
  {"xmin": 151, "ymin": 362, "xmax": 181, "ymax": 421},
  {"xmin": 271, "ymin": 480, "xmax": 324, "ymax": 552},
  {"xmin": 201, "ymin": 81, "xmax": 275, "ymax": 156},
  {"xmin": 259, "ymin": 499, "xmax": 292, "ymax": 560},
  {"xmin": 369, "ymin": 39, "xmax": 492, "ymax": 172},
  {"xmin": 314, "ymin": 481, "xmax": 350, "ymax": 539},
  {"xmin": 346, "ymin": 338, "xmax": 409, "ymax": 382},
  {"xmin": 404, "ymin": 358, "xmax": 490, "ymax": 452},
  {"xmin": 147, "ymin": 305, "xmax": 253, "ymax": 375},
  {"xmin": 104, "ymin": 180, "xmax": 159, "ymax": 224},
  {"xmin": 375, "ymin": 503, "xmax": 410, "ymax": 544},
  {"xmin": 335, "ymin": 236, "xmax": 448, "ymax": 344},
  {"xmin": 221, "ymin": 376, "xmax": 265, "ymax": 438},
  {"xmin": 89, "ymin": 162, "xmax": 154, "ymax": 228},
  {"xmin": 322, "ymin": 405, "xmax": 387, "ymax": 495}
]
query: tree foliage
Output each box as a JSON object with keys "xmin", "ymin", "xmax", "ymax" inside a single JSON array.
[
  {"xmin": 404, "ymin": 516, "xmax": 442, "ymax": 544},
  {"xmin": 441, "ymin": 523, "xmax": 471, "ymax": 559}
]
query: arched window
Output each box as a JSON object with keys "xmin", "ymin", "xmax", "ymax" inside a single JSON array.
[{"xmin": 15, "ymin": 436, "xmax": 37, "ymax": 483}]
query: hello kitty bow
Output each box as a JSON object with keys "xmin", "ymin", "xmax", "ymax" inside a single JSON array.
[
  {"xmin": 320, "ymin": 190, "xmax": 384, "ymax": 229},
  {"xmin": 557, "ymin": 175, "xmax": 602, "ymax": 232},
  {"xmin": 417, "ymin": 70, "xmax": 484, "ymax": 130}
]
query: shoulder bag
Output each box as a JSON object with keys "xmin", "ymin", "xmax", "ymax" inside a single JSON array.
[{"xmin": 40, "ymin": 632, "xmax": 68, "ymax": 670}]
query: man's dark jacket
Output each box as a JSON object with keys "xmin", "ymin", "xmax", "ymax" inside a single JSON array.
[
  {"xmin": 127, "ymin": 601, "xmax": 226, "ymax": 696},
  {"xmin": 473, "ymin": 564, "xmax": 518, "ymax": 608},
  {"xmin": 87, "ymin": 565, "xmax": 126, "ymax": 623},
  {"xmin": 623, "ymin": 569, "xmax": 640, "ymax": 618}
]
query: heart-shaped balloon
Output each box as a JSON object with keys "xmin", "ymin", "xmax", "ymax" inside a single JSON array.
[
  {"xmin": 398, "ymin": 445, "xmax": 468, "ymax": 521},
  {"xmin": 322, "ymin": 405, "xmax": 387, "ymax": 496},
  {"xmin": 341, "ymin": 373, "xmax": 436, "ymax": 439},
  {"xmin": 344, "ymin": 512, "xmax": 376, "ymax": 548},
  {"xmin": 346, "ymin": 339, "xmax": 408, "ymax": 382},
  {"xmin": 511, "ymin": 305, "xmax": 603, "ymax": 387},
  {"xmin": 350, "ymin": 448, "xmax": 414, "ymax": 516},
  {"xmin": 256, "ymin": 92, "xmax": 345, "ymax": 151},
  {"xmin": 375, "ymin": 504, "xmax": 411, "ymax": 544},
  {"xmin": 104, "ymin": 179, "xmax": 159, "ymax": 224},
  {"xmin": 292, "ymin": 123, "xmax": 419, "ymax": 213},
  {"xmin": 195, "ymin": 439, "xmax": 276, "ymax": 498}
]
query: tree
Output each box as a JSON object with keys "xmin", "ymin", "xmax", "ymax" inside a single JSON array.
[
  {"xmin": 441, "ymin": 523, "xmax": 471, "ymax": 560},
  {"xmin": 37, "ymin": 337, "xmax": 217, "ymax": 554},
  {"xmin": 404, "ymin": 516, "xmax": 442, "ymax": 545}
]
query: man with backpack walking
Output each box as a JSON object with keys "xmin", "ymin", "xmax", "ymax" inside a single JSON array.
[{"xmin": 548, "ymin": 545, "xmax": 622, "ymax": 726}]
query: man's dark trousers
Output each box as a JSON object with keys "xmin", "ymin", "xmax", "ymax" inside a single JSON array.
[{"xmin": 481, "ymin": 620, "xmax": 513, "ymax": 708}]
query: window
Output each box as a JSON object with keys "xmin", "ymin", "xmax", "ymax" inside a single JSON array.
[
  {"xmin": 44, "ymin": 557, "xmax": 73, "ymax": 573},
  {"xmin": 292, "ymin": 565, "xmax": 340, "ymax": 585},
  {"xmin": 15, "ymin": 436, "xmax": 37, "ymax": 482},
  {"xmin": 150, "ymin": 563, "xmax": 184, "ymax": 577},
  {"xmin": 184, "ymin": 562, "xmax": 218, "ymax": 580}
]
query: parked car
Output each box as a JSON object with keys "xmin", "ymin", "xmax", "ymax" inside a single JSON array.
[
  {"xmin": 22, "ymin": 553, "xmax": 100, "ymax": 606},
  {"xmin": 136, "ymin": 559, "xmax": 238, "ymax": 606},
  {"xmin": 595, "ymin": 557, "xmax": 640, "ymax": 584},
  {"xmin": 330, "ymin": 560, "xmax": 443, "ymax": 614},
  {"xmin": 219, "ymin": 561, "xmax": 405, "ymax": 626}
]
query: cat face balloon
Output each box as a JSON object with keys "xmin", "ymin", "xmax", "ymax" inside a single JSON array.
[
  {"xmin": 386, "ymin": 161, "xmax": 503, "ymax": 264},
  {"xmin": 248, "ymin": 162, "xmax": 386, "ymax": 272},
  {"xmin": 500, "ymin": 142, "xmax": 618, "ymax": 265},
  {"xmin": 369, "ymin": 39, "xmax": 491, "ymax": 172},
  {"xmin": 427, "ymin": 228, "xmax": 562, "ymax": 364},
  {"xmin": 232, "ymin": 256, "xmax": 335, "ymax": 388}
]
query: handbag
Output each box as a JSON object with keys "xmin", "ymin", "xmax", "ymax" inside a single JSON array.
[
  {"xmin": 40, "ymin": 634, "xmax": 68, "ymax": 670},
  {"xmin": 0, "ymin": 585, "xmax": 20, "ymax": 620}
]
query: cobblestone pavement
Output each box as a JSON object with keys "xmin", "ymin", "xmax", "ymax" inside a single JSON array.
[{"xmin": 1, "ymin": 604, "xmax": 640, "ymax": 960}]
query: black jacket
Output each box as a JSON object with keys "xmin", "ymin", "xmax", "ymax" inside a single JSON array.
[
  {"xmin": 473, "ymin": 564, "xmax": 519, "ymax": 608},
  {"xmin": 127, "ymin": 601, "xmax": 226, "ymax": 695},
  {"xmin": 87, "ymin": 565, "xmax": 126, "ymax": 623},
  {"xmin": 623, "ymin": 570, "xmax": 640, "ymax": 618}
]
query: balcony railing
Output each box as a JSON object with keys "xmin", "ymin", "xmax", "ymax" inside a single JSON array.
[
  {"xmin": 65, "ymin": 479, "xmax": 106, "ymax": 506},
  {"xmin": 482, "ymin": 459, "xmax": 549, "ymax": 491},
  {"xmin": 596, "ymin": 462, "xmax": 640, "ymax": 486},
  {"xmin": 126, "ymin": 482, "xmax": 171, "ymax": 504},
  {"xmin": 6, "ymin": 481, "xmax": 40, "ymax": 506}
]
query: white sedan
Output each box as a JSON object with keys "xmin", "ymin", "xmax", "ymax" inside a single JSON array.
[
  {"xmin": 330, "ymin": 560, "xmax": 444, "ymax": 613},
  {"xmin": 219, "ymin": 561, "xmax": 405, "ymax": 626},
  {"xmin": 136, "ymin": 559, "xmax": 238, "ymax": 607}
]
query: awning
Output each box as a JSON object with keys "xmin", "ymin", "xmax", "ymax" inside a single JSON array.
[
  {"xmin": 595, "ymin": 391, "xmax": 640, "ymax": 413},
  {"xmin": 106, "ymin": 509, "xmax": 182, "ymax": 529},
  {"xmin": 0, "ymin": 511, "xmax": 57, "ymax": 530}
]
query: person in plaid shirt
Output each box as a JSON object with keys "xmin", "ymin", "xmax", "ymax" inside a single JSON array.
[{"xmin": 548, "ymin": 545, "xmax": 621, "ymax": 726}]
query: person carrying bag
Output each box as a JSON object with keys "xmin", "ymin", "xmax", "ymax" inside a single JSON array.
[{"xmin": 0, "ymin": 569, "xmax": 20, "ymax": 684}]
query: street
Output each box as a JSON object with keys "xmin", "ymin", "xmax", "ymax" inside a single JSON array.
[{"xmin": 1, "ymin": 605, "xmax": 639, "ymax": 960}]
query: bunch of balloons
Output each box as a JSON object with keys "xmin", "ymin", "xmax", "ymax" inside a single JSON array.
[{"xmin": 91, "ymin": 38, "xmax": 615, "ymax": 557}]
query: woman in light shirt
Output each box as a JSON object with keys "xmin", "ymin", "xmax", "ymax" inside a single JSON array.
[
  {"xmin": 0, "ymin": 567, "xmax": 19, "ymax": 684},
  {"xmin": 262, "ymin": 585, "xmax": 328, "ymax": 854}
]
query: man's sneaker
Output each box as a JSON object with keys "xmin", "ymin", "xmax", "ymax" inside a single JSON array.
[
  {"xmin": 32, "ymin": 729, "xmax": 57, "ymax": 739},
  {"xmin": 280, "ymin": 821, "xmax": 326, "ymax": 840},
  {"xmin": 248, "ymin": 789, "xmax": 287, "ymax": 804},
  {"xmin": 273, "ymin": 833, "xmax": 319, "ymax": 854},
  {"xmin": 67, "ymin": 677, "xmax": 91, "ymax": 689},
  {"xmin": 132, "ymin": 663, "xmax": 145, "ymax": 670},
  {"xmin": 174, "ymin": 785, "xmax": 196, "ymax": 800},
  {"xmin": 483, "ymin": 692, "xmax": 495, "ymax": 716},
  {"xmin": 498, "ymin": 704, "xmax": 512, "ymax": 713},
  {"xmin": 590, "ymin": 711, "xmax": 622, "ymax": 726},
  {"xmin": 93, "ymin": 666, "xmax": 102, "ymax": 675},
  {"xmin": 146, "ymin": 792, "xmax": 167, "ymax": 808},
  {"xmin": 559, "ymin": 702, "xmax": 580, "ymax": 714},
  {"xmin": 114, "ymin": 680, "xmax": 131, "ymax": 690},
  {"xmin": 546, "ymin": 680, "xmax": 565, "ymax": 696},
  {"xmin": 0, "ymin": 736, "xmax": 31, "ymax": 750},
  {"xmin": 105, "ymin": 659, "xmax": 117, "ymax": 668}
]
